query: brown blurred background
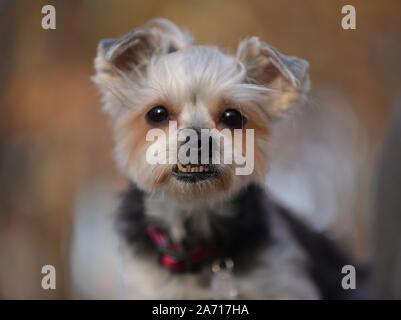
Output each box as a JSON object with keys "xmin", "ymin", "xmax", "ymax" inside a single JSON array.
[{"xmin": 0, "ymin": 0, "xmax": 400, "ymax": 299}]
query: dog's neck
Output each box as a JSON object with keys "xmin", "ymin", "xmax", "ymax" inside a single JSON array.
[
  {"xmin": 117, "ymin": 183, "xmax": 271, "ymax": 268},
  {"xmin": 144, "ymin": 192, "xmax": 237, "ymax": 244}
]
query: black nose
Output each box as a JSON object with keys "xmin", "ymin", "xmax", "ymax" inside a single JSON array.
[
  {"xmin": 196, "ymin": 133, "xmax": 214, "ymax": 163},
  {"xmin": 182, "ymin": 130, "xmax": 214, "ymax": 163}
]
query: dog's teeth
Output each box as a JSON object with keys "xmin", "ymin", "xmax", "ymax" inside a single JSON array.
[
  {"xmin": 177, "ymin": 162, "xmax": 187, "ymax": 172},
  {"xmin": 177, "ymin": 163, "xmax": 211, "ymax": 174}
]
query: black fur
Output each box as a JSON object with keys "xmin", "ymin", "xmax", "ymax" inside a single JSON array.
[
  {"xmin": 116, "ymin": 183, "xmax": 369, "ymax": 299},
  {"xmin": 115, "ymin": 185, "xmax": 153, "ymax": 253},
  {"xmin": 116, "ymin": 184, "xmax": 271, "ymax": 272},
  {"xmin": 207, "ymin": 184, "xmax": 272, "ymax": 273},
  {"xmin": 276, "ymin": 204, "xmax": 371, "ymax": 299}
]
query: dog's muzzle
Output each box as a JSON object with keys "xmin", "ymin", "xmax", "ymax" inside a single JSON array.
[
  {"xmin": 172, "ymin": 163, "xmax": 217, "ymax": 183},
  {"xmin": 173, "ymin": 128, "xmax": 218, "ymax": 183}
]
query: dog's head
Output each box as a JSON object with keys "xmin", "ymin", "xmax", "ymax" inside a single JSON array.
[{"xmin": 93, "ymin": 18, "xmax": 309, "ymax": 204}]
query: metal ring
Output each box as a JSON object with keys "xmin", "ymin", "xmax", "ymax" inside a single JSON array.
[{"xmin": 211, "ymin": 257, "xmax": 234, "ymax": 273}]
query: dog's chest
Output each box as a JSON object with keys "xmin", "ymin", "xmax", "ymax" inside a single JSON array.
[
  {"xmin": 119, "ymin": 237, "xmax": 319, "ymax": 299},
  {"xmin": 117, "ymin": 185, "xmax": 320, "ymax": 299}
]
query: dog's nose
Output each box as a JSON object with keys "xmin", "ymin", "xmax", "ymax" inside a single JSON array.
[
  {"xmin": 191, "ymin": 129, "xmax": 213, "ymax": 162},
  {"xmin": 181, "ymin": 128, "xmax": 214, "ymax": 163},
  {"xmin": 196, "ymin": 133, "xmax": 214, "ymax": 163}
]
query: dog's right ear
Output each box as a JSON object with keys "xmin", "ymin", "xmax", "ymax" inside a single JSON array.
[{"xmin": 94, "ymin": 18, "xmax": 193, "ymax": 81}]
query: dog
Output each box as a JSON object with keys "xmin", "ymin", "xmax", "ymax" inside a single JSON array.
[{"xmin": 93, "ymin": 18, "xmax": 366, "ymax": 299}]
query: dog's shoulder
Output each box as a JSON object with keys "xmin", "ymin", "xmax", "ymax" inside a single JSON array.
[
  {"xmin": 115, "ymin": 183, "xmax": 370, "ymax": 299},
  {"xmin": 273, "ymin": 201, "xmax": 371, "ymax": 299},
  {"xmin": 115, "ymin": 184, "xmax": 154, "ymax": 253}
]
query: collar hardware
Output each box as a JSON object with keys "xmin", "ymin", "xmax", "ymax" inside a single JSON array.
[{"xmin": 147, "ymin": 224, "xmax": 215, "ymax": 272}]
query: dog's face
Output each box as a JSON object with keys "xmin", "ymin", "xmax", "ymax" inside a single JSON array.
[{"xmin": 93, "ymin": 19, "xmax": 309, "ymax": 204}]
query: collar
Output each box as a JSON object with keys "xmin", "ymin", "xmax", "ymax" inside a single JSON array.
[
  {"xmin": 147, "ymin": 224, "xmax": 215, "ymax": 272},
  {"xmin": 180, "ymin": 43, "xmax": 191, "ymax": 50}
]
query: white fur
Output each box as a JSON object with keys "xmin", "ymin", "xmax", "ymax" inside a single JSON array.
[
  {"xmin": 119, "ymin": 201, "xmax": 319, "ymax": 299},
  {"xmin": 93, "ymin": 19, "xmax": 313, "ymax": 300}
]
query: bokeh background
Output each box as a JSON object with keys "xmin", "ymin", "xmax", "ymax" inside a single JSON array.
[{"xmin": 0, "ymin": 0, "xmax": 400, "ymax": 299}]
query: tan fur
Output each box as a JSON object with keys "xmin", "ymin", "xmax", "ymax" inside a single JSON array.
[{"xmin": 93, "ymin": 19, "xmax": 312, "ymax": 299}]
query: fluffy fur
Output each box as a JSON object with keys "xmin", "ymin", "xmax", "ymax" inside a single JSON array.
[{"xmin": 93, "ymin": 18, "xmax": 365, "ymax": 299}]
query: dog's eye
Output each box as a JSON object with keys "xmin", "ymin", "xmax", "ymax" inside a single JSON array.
[
  {"xmin": 219, "ymin": 109, "xmax": 247, "ymax": 129},
  {"xmin": 146, "ymin": 106, "xmax": 169, "ymax": 124}
]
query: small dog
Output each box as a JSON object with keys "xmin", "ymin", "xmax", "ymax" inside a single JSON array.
[{"xmin": 93, "ymin": 18, "xmax": 365, "ymax": 299}]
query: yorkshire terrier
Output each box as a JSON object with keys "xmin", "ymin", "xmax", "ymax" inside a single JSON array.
[{"xmin": 93, "ymin": 18, "xmax": 366, "ymax": 299}]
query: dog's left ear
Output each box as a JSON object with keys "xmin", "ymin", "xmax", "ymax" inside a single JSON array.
[{"xmin": 237, "ymin": 37, "xmax": 310, "ymax": 115}]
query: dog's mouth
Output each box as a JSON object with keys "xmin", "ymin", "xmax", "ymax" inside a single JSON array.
[{"xmin": 172, "ymin": 162, "xmax": 217, "ymax": 183}]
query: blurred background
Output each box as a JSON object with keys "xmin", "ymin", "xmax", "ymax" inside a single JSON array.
[{"xmin": 0, "ymin": 0, "xmax": 400, "ymax": 299}]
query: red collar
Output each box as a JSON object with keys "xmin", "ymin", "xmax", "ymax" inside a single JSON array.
[{"xmin": 147, "ymin": 224, "xmax": 215, "ymax": 272}]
